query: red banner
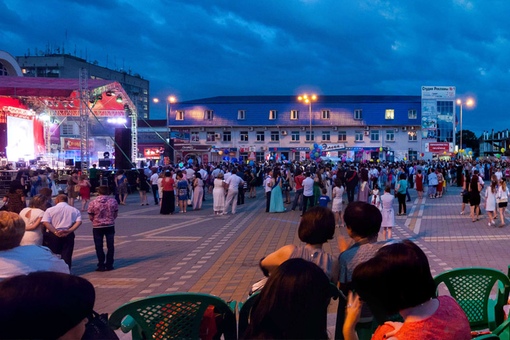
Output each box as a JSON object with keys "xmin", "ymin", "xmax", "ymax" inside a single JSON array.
[{"xmin": 426, "ymin": 142, "xmax": 451, "ymax": 153}]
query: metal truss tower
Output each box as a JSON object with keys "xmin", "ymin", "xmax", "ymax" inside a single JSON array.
[{"xmin": 79, "ymin": 67, "xmax": 90, "ymax": 175}]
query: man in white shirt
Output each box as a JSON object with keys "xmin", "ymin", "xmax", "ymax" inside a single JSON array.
[
  {"xmin": 223, "ymin": 168, "xmax": 244, "ymax": 215},
  {"xmin": 301, "ymin": 172, "xmax": 315, "ymax": 216},
  {"xmin": 0, "ymin": 211, "xmax": 69, "ymax": 280},
  {"xmin": 150, "ymin": 168, "xmax": 160, "ymax": 205},
  {"xmin": 264, "ymin": 170, "xmax": 273, "ymax": 212},
  {"xmin": 42, "ymin": 194, "xmax": 82, "ymax": 269},
  {"xmin": 369, "ymin": 166, "xmax": 379, "ymax": 190},
  {"xmin": 198, "ymin": 166, "xmax": 209, "ymax": 200},
  {"xmin": 211, "ymin": 165, "xmax": 223, "ymax": 179}
]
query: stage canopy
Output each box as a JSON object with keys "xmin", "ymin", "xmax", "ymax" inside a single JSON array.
[{"xmin": 0, "ymin": 76, "xmax": 136, "ymax": 118}]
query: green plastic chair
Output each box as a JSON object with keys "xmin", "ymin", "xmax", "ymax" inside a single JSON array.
[
  {"xmin": 237, "ymin": 291, "xmax": 260, "ymax": 339},
  {"xmin": 472, "ymin": 318, "xmax": 510, "ymax": 340},
  {"xmin": 109, "ymin": 293, "xmax": 237, "ymax": 339},
  {"xmin": 434, "ymin": 267, "xmax": 510, "ymax": 331}
]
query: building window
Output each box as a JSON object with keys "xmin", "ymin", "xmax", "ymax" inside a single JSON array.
[
  {"xmin": 205, "ymin": 110, "xmax": 214, "ymax": 120},
  {"xmin": 270, "ymin": 131, "xmax": 280, "ymax": 141},
  {"xmin": 223, "ymin": 131, "xmax": 231, "ymax": 142},
  {"xmin": 322, "ymin": 131, "xmax": 331, "ymax": 141},
  {"xmin": 191, "ymin": 132, "xmax": 199, "ymax": 142},
  {"xmin": 240, "ymin": 131, "xmax": 249, "ymax": 142},
  {"xmin": 409, "ymin": 150, "xmax": 418, "ymax": 160},
  {"xmin": 238, "ymin": 110, "xmax": 246, "ymax": 120},
  {"xmin": 322, "ymin": 110, "xmax": 330, "ymax": 119},
  {"xmin": 269, "ymin": 110, "xmax": 277, "ymax": 120},
  {"xmin": 385, "ymin": 109, "xmax": 395, "ymax": 120},
  {"xmin": 408, "ymin": 131, "xmax": 418, "ymax": 141},
  {"xmin": 0, "ymin": 62, "xmax": 7, "ymax": 76},
  {"xmin": 206, "ymin": 132, "xmax": 216, "ymax": 142},
  {"xmin": 306, "ymin": 131, "xmax": 315, "ymax": 142},
  {"xmin": 256, "ymin": 131, "xmax": 265, "ymax": 142},
  {"xmin": 291, "ymin": 131, "xmax": 300, "ymax": 142},
  {"xmin": 355, "ymin": 131, "xmax": 364, "ymax": 142},
  {"xmin": 386, "ymin": 130, "xmax": 395, "ymax": 142},
  {"xmin": 354, "ymin": 109, "xmax": 362, "ymax": 120},
  {"xmin": 290, "ymin": 110, "xmax": 299, "ymax": 120},
  {"xmin": 370, "ymin": 130, "xmax": 380, "ymax": 142},
  {"xmin": 176, "ymin": 110, "xmax": 184, "ymax": 120},
  {"xmin": 338, "ymin": 131, "xmax": 347, "ymax": 141},
  {"xmin": 62, "ymin": 123, "xmax": 74, "ymax": 136},
  {"xmin": 408, "ymin": 109, "xmax": 417, "ymax": 119}
]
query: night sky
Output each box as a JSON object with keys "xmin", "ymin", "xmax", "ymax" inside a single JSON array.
[{"xmin": 2, "ymin": 0, "xmax": 509, "ymax": 135}]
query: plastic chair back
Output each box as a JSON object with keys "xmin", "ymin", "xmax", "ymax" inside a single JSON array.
[
  {"xmin": 434, "ymin": 267, "xmax": 510, "ymax": 331},
  {"xmin": 109, "ymin": 293, "xmax": 237, "ymax": 340}
]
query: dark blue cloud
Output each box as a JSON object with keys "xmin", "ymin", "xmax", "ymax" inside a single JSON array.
[{"xmin": 1, "ymin": 0, "xmax": 509, "ymax": 134}]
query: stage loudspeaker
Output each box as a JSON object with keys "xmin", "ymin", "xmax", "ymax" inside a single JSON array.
[{"xmin": 115, "ymin": 128, "xmax": 132, "ymax": 169}]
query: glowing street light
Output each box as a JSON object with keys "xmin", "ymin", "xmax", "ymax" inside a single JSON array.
[
  {"xmin": 456, "ymin": 98, "xmax": 475, "ymax": 153},
  {"xmin": 297, "ymin": 94, "xmax": 317, "ymax": 141}
]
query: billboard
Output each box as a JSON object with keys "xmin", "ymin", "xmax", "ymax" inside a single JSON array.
[
  {"xmin": 421, "ymin": 86, "xmax": 455, "ymax": 140},
  {"xmin": 6, "ymin": 116, "xmax": 35, "ymax": 161}
]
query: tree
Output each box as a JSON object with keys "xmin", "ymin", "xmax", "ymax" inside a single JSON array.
[{"xmin": 455, "ymin": 129, "xmax": 479, "ymax": 155}]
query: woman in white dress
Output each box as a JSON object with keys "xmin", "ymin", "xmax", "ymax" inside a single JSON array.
[
  {"xmin": 484, "ymin": 175, "xmax": 498, "ymax": 226},
  {"xmin": 380, "ymin": 185, "xmax": 395, "ymax": 240},
  {"xmin": 213, "ymin": 173, "xmax": 226, "ymax": 215},
  {"xmin": 19, "ymin": 194, "xmax": 49, "ymax": 246},
  {"xmin": 497, "ymin": 178, "xmax": 509, "ymax": 228},
  {"xmin": 331, "ymin": 178, "xmax": 345, "ymax": 227},
  {"xmin": 192, "ymin": 172, "xmax": 204, "ymax": 210}
]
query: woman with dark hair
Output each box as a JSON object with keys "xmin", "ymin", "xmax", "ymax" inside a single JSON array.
[
  {"xmin": 192, "ymin": 172, "xmax": 204, "ymax": 210},
  {"xmin": 332, "ymin": 177, "xmax": 345, "ymax": 227},
  {"xmin": 0, "ymin": 271, "xmax": 95, "ymax": 339},
  {"xmin": 137, "ymin": 169, "xmax": 151, "ymax": 206},
  {"xmin": 261, "ymin": 206, "xmax": 338, "ymax": 282},
  {"xmin": 343, "ymin": 240, "xmax": 470, "ymax": 340},
  {"xmin": 242, "ymin": 258, "xmax": 331, "ymax": 339},
  {"xmin": 213, "ymin": 172, "xmax": 226, "ymax": 215},
  {"xmin": 469, "ymin": 170, "xmax": 483, "ymax": 222},
  {"xmin": 19, "ymin": 194, "xmax": 49, "ymax": 245},
  {"xmin": 460, "ymin": 169, "xmax": 470, "ymax": 215},
  {"xmin": 159, "ymin": 170, "xmax": 175, "ymax": 215},
  {"xmin": 115, "ymin": 169, "xmax": 128, "ymax": 205},
  {"xmin": 176, "ymin": 171, "xmax": 188, "ymax": 213},
  {"xmin": 2, "ymin": 180, "xmax": 25, "ymax": 214},
  {"xmin": 395, "ymin": 173, "xmax": 408, "ymax": 216},
  {"xmin": 269, "ymin": 169, "xmax": 285, "ymax": 213}
]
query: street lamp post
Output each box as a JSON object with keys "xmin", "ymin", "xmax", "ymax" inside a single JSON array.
[
  {"xmin": 297, "ymin": 94, "xmax": 317, "ymax": 142},
  {"xmin": 153, "ymin": 96, "xmax": 177, "ymax": 163},
  {"xmin": 456, "ymin": 98, "xmax": 474, "ymax": 156}
]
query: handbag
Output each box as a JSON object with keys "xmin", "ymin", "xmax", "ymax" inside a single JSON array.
[
  {"xmin": 75, "ymin": 184, "xmax": 81, "ymax": 192},
  {"xmin": 497, "ymin": 197, "xmax": 508, "ymax": 204},
  {"xmin": 82, "ymin": 310, "xmax": 119, "ymax": 339}
]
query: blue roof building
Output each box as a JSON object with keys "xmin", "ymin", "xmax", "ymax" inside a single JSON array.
[{"xmin": 168, "ymin": 95, "xmax": 424, "ymax": 163}]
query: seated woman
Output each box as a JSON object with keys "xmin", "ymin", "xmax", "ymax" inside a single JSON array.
[
  {"xmin": 343, "ymin": 240, "xmax": 471, "ymax": 340},
  {"xmin": 242, "ymin": 258, "xmax": 331, "ymax": 339},
  {"xmin": 260, "ymin": 206, "xmax": 339, "ymax": 283},
  {"xmin": 0, "ymin": 271, "xmax": 95, "ymax": 339}
]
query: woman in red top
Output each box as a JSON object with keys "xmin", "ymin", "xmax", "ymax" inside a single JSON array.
[
  {"xmin": 343, "ymin": 240, "xmax": 470, "ymax": 340},
  {"xmin": 78, "ymin": 174, "xmax": 91, "ymax": 212},
  {"xmin": 415, "ymin": 169, "xmax": 423, "ymax": 199},
  {"xmin": 159, "ymin": 170, "xmax": 175, "ymax": 215}
]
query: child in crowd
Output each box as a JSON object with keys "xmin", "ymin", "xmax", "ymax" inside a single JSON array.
[
  {"xmin": 370, "ymin": 184, "xmax": 381, "ymax": 210},
  {"xmin": 318, "ymin": 188, "xmax": 331, "ymax": 208}
]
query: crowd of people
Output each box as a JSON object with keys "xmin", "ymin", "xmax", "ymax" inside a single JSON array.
[{"xmin": 1, "ymin": 157, "xmax": 508, "ymax": 338}]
